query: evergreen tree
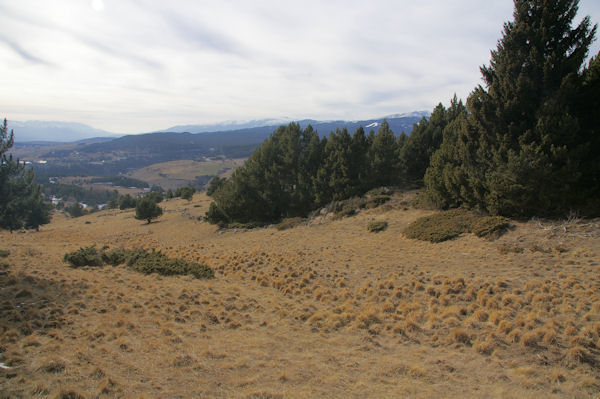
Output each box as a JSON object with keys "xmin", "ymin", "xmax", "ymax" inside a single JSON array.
[
  {"xmin": 368, "ymin": 120, "xmax": 398, "ymax": 187},
  {"xmin": 297, "ymin": 126, "xmax": 323, "ymax": 211},
  {"xmin": 425, "ymin": 0, "xmax": 598, "ymax": 216},
  {"xmin": 118, "ymin": 194, "xmax": 137, "ymax": 210},
  {"xmin": 349, "ymin": 127, "xmax": 370, "ymax": 193},
  {"xmin": 400, "ymin": 97, "xmax": 466, "ymax": 182},
  {"xmin": 0, "ymin": 119, "xmax": 51, "ymax": 231},
  {"xmin": 314, "ymin": 129, "xmax": 354, "ymax": 205},
  {"xmin": 135, "ymin": 197, "xmax": 163, "ymax": 224},
  {"xmin": 66, "ymin": 202, "xmax": 86, "ymax": 218},
  {"xmin": 206, "ymin": 176, "xmax": 227, "ymax": 196}
]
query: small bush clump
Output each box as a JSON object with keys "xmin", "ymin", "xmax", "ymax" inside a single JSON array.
[
  {"xmin": 332, "ymin": 197, "xmax": 367, "ymax": 214},
  {"xmin": 0, "ymin": 249, "xmax": 9, "ymax": 258},
  {"xmin": 126, "ymin": 249, "xmax": 214, "ymax": 279},
  {"xmin": 333, "ymin": 207, "xmax": 356, "ymax": 220},
  {"xmin": 404, "ymin": 209, "xmax": 510, "ymax": 242},
  {"xmin": 226, "ymin": 221, "xmax": 267, "ymax": 230},
  {"xmin": 63, "ymin": 246, "xmax": 103, "ymax": 267},
  {"xmin": 365, "ymin": 195, "xmax": 391, "ymax": 209},
  {"xmin": 276, "ymin": 217, "xmax": 307, "ymax": 231},
  {"xmin": 471, "ymin": 216, "xmax": 510, "ymax": 238},
  {"xmin": 367, "ymin": 220, "xmax": 388, "ymax": 233},
  {"xmin": 63, "ymin": 247, "xmax": 214, "ymax": 279},
  {"xmin": 101, "ymin": 248, "xmax": 130, "ymax": 266}
]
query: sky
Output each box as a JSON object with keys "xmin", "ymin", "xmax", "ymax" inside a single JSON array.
[{"xmin": 1, "ymin": 1, "xmax": 599, "ymax": 134}]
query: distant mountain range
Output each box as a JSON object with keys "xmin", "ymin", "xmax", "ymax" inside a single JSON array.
[
  {"xmin": 9, "ymin": 121, "xmax": 119, "ymax": 143},
  {"xmin": 13, "ymin": 112, "xmax": 431, "ymax": 178},
  {"xmin": 11, "ymin": 111, "xmax": 430, "ymax": 143}
]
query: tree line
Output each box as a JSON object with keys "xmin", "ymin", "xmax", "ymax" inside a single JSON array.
[
  {"xmin": 206, "ymin": 100, "xmax": 463, "ymax": 225},
  {"xmin": 207, "ymin": 0, "xmax": 599, "ymax": 224}
]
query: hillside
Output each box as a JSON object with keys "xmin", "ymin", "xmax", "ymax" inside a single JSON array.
[
  {"xmin": 1, "ymin": 192, "xmax": 598, "ymax": 398},
  {"xmin": 126, "ymin": 159, "xmax": 245, "ymax": 190}
]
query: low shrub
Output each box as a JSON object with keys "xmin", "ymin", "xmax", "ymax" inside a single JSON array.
[
  {"xmin": 410, "ymin": 191, "xmax": 439, "ymax": 210},
  {"xmin": 227, "ymin": 222, "xmax": 266, "ymax": 230},
  {"xmin": 0, "ymin": 249, "xmax": 9, "ymax": 258},
  {"xmin": 332, "ymin": 197, "xmax": 367, "ymax": 213},
  {"xmin": 471, "ymin": 216, "xmax": 510, "ymax": 238},
  {"xmin": 63, "ymin": 246, "xmax": 103, "ymax": 267},
  {"xmin": 365, "ymin": 187, "xmax": 393, "ymax": 196},
  {"xmin": 101, "ymin": 248, "xmax": 130, "ymax": 266},
  {"xmin": 365, "ymin": 195, "xmax": 391, "ymax": 209},
  {"xmin": 367, "ymin": 220, "xmax": 388, "ymax": 233},
  {"xmin": 404, "ymin": 209, "xmax": 510, "ymax": 242},
  {"xmin": 63, "ymin": 247, "xmax": 214, "ymax": 279},
  {"xmin": 126, "ymin": 249, "xmax": 214, "ymax": 279},
  {"xmin": 404, "ymin": 209, "xmax": 472, "ymax": 242},
  {"xmin": 276, "ymin": 217, "xmax": 307, "ymax": 231},
  {"xmin": 333, "ymin": 207, "xmax": 356, "ymax": 220}
]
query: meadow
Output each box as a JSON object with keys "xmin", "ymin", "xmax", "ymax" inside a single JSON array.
[
  {"xmin": 0, "ymin": 191, "xmax": 598, "ymax": 398},
  {"xmin": 126, "ymin": 159, "xmax": 245, "ymax": 190}
]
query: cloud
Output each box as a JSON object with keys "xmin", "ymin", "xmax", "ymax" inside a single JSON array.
[
  {"xmin": 0, "ymin": 0, "xmax": 598, "ymax": 133},
  {"xmin": 0, "ymin": 35, "xmax": 50, "ymax": 65}
]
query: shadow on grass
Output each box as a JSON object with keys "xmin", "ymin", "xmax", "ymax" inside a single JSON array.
[{"xmin": 0, "ymin": 263, "xmax": 88, "ymax": 337}]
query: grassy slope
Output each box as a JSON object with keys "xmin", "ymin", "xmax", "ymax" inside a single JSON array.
[
  {"xmin": 126, "ymin": 159, "xmax": 245, "ymax": 190},
  {"xmin": 0, "ymin": 193, "xmax": 599, "ymax": 398}
]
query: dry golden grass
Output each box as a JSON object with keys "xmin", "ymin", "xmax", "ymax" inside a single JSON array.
[
  {"xmin": 0, "ymin": 191, "xmax": 599, "ymax": 398},
  {"xmin": 127, "ymin": 158, "xmax": 245, "ymax": 189}
]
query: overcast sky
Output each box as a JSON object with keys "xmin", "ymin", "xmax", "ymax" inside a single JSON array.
[{"xmin": 1, "ymin": 1, "xmax": 599, "ymax": 134}]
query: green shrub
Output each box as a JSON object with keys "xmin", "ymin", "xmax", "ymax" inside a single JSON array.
[
  {"xmin": 367, "ymin": 220, "xmax": 388, "ymax": 232},
  {"xmin": 366, "ymin": 187, "xmax": 393, "ymax": 196},
  {"xmin": 126, "ymin": 249, "xmax": 213, "ymax": 279},
  {"xmin": 0, "ymin": 249, "xmax": 9, "ymax": 258},
  {"xmin": 63, "ymin": 245, "xmax": 103, "ymax": 267},
  {"xmin": 227, "ymin": 221, "xmax": 266, "ymax": 229},
  {"xmin": 101, "ymin": 248, "xmax": 129, "ymax": 266},
  {"xmin": 366, "ymin": 195, "xmax": 391, "ymax": 209},
  {"xmin": 63, "ymin": 246, "xmax": 213, "ymax": 279},
  {"xmin": 135, "ymin": 197, "xmax": 163, "ymax": 224},
  {"xmin": 471, "ymin": 216, "xmax": 510, "ymax": 238},
  {"xmin": 333, "ymin": 207, "xmax": 356, "ymax": 220},
  {"xmin": 404, "ymin": 209, "xmax": 508, "ymax": 243},
  {"xmin": 332, "ymin": 197, "xmax": 367, "ymax": 213},
  {"xmin": 410, "ymin": 191, "xmax": 439, "ymax": 210},
  {"xmin": 276, "ymin": 217, "xmax": 307, "ymax": 231},
  {"xmin": 118, "ymin": 194, "xmax": 137, "ymax": 210}
]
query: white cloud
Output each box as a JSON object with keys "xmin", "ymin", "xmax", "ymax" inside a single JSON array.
[{"xmin": 0, "ymin": 0, "xmax": 598, "ymax": 133}]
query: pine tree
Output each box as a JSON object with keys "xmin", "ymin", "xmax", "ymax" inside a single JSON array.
[
  {"xmin": 368, "ymin": 120, "xmax": 398, "ymax": 187},
  {"xmin": 350, "ymin": 127, "xmax": 370, "ymax": 193},
  {"xmin": 399, "ymin": 98, "xmax": 465, "ymax": 182},
  {"xmin": 135, "ymin": 197, "xmax": 163, "ymax": 224},
  {"xmin": 0, "ymin": 119, "xmax": 51, "ymax": 231},
  {"xmin": 314, "ymin": 129, "xmax": 354, "ymax": 205},
  {"xmin": 425, "ymin": 0, "xmax": 598, "ymax": 216}
]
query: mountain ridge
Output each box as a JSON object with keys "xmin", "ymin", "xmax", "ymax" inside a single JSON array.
[{"xmin": 12, "ymin": 112, "xmax": 430, "ymax": 143}]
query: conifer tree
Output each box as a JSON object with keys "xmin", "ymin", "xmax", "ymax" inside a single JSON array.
[
  {"xmin": 314, "ymin": 129, "xmax": 354, "ymax": 205},
  {"xmin": 425, "ymin": 0, "xmax": 598, "ymax": 216},
  {"xmin": 135, "ymin": 197, "xmax": 163, "ymax": 224},
  {"xmin": 0, "ymin": 119, "xmax": 51, "ymax": 231},
  {"xmin": 368, "ymin": 120, "xmax": 398, "ymax": 187}
]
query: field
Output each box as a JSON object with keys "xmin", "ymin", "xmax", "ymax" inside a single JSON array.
[
  {"xmin": 126, "ymin": 159, "xmax": 245, "ymax": 190},
  {"xmin": 1, "ymin": 192, "xmax": 599, "ymax": 398}
]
